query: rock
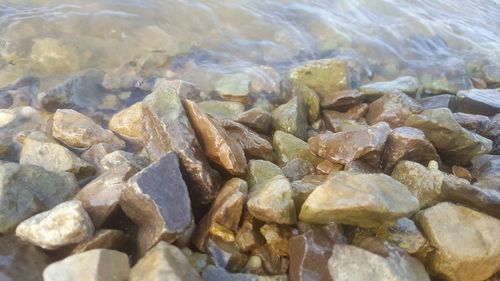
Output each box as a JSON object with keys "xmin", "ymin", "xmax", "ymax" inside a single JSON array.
[
  {"xmin": 316, "ymin": 160, "xmax": 343, "ymax": 174},
  {"xmin": 365, "ymin": 92, "xmax": 423, "ymax": 128},
  {"xmin": 181, "ymin": 248, "xmax": 209, "ymax": 273},
  {"xmin": 299, "ymin": 172, "xmax": 419, "ymax": 227},
  {"xmin": 293, "ymin": 84, "xmax": 320, "ymax": 122},
  {"xmin": 130, "ymin": 241, "xmax": 200, "ymax": 281},
  {"xmin": 416, "ymin": 202, "xmax": 500, "ymax": 281},
  {"xmin": 320, "ymin": 89, "xmax": 363, "ymax": 110},
  {"xmin": 281, "ymin": 158, "xmax": 314, "ymax": 181},
  {"xmin": 0, "ymin": 235, "xmax": 50, "ymax": 281},
  {"xmin": 235, "ymin": 213, "xmax": 266, "ymax": 252},
  {"xmin": 359, "ymin": 76, "xmax": 420, "ymax": 100},
  {"xmin": 308, "ymin": 122, "xmax": 391, "ymax": 165},
  {"xmin": 417, "ymin": 94, "xmax": 457, "ymax": 111},
  {"xmin": 16, "ymin": 200, "xmax": 94, "ymax": 249},
  {"xmin": 30, "ymin": 37, "xmax": 84, "ymax": 75},
  {"xmin": 235, "ymin": 108, "xmax": 273, "ymax": 134},
  {"xmin": 260, "ymin": 224, "xmax": 295, "ymax": 257},
  {"xmin": 252, "ymin": 244, "xmax": 289, "ymax": 275},
  {"xmin": 291, "ymin": 175, "xmax": 326, "ymax": 212},
  {"xmin": 202, "ymin": 265, "xmax": 287, "ymax": 281},
  {"xmin": 100, "ymin": 150, "xmax": 146, "ymax": 171},
  {"xmin": 142, "ymin": 80, "xmax": 219, "ymax": 206},
  {"xmin": 219, "ymin": 119, "xmax": 274, "ymax": 161},
  {"xmin": 289, "ymin": 224, "xmax": 346, "ymax": 281},
  {"xmin": 120, "ymin": 152, "xmax": 193, "ymax": 256},
  {"xmin": 471, "ymin": 154, "xmax": 500, "ymax": 189},
  {"xmin": 328, "ymin": 244, "xmax": 430, "ymax": 281},
  {"xmin": 288, "ymin": 58, "xmax": 350, "ymax": 99},
  {"xmin": 43, "ymin": 249, "xmax": 129, "ymax": 281},
  {"xmin": 71, "ymin": 229, "xmax": 128, "ymax": 254},
  {"xmin": 80, "ymin": 143, "xmax": 117, "ymax": 170},
  {"xmin": 246, "ymin": 159, "xmax": 283, "ymax": 190},
  {"xmin": 406, "ymin": 108, "xmax": 492, "ymax": 165},
  {"xmin": 19, "ymin": 131, "xmax": 95, "ymax": 179},
  {"xmin": 215, "ymin": 73, "xmax": 251, "ymax": 104},
  {"xmin": 274, "ymin": 130, "xmax": 322, "ymax": 165},
  {"xmin": 108, "ymin": 102, "xmax": 146, "ymax": 144},
  {"xmin": 160, "ymin": 79, "xmax": 203, "ymax": 101},
  {"xmin": 272, "ymin": 97, "xmax": 308, "ymax": 140},
  {"xmin": 453, "ymin": 112, "xmax": 496, "ymax": 137},
  {"xmin": 247, "ymin": 175, "xmax": 296, "ymax": 225},
  {"xmin": 383, "ymin": 217, "xmax": 431, "ymax": 259},
  {"xmin": 456, "ymin": 89, "xmax": 500, "ymax": 115},
  {"xmin": 451, "ymin": 165, "xmax": 472, "ymax": 181},
  {"xmin": 193, "ymin": 178, "xmax": 248, "ymax": 251},
  {"xmin": 344, "ymin": 159, "xmax": 381, "ymax": 173},
  {"xmin": 199, "ymin": 100, "xmax": 245, "ymax": 120},
  {"xmin": 184, "ymin": 99, "xmax": 247, "ymax": 175},
  {"xmin": 322, "ymin": 106, "xmax": 369, "ymax": 133},
  {"xmin": 207, "ymin": 239, "xmax": 248, "ymax": 272},
  {"xmin": 382, "ymin": 127, "xmax": 440, "ymax": 172}
]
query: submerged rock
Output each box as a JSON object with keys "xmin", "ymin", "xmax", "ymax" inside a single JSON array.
[
  {"xmin": 365, "ymin": 92, "xmax": 423, "ymax": 127},
  {"xmin": 0, "ymin": 235, "xmax": 50, "ymax": 281},
  {"xmin": 235, "ymin": 107, "xmax": 273, "ymax": 134},
  {"xmin": 272, "ymin": 96, "xmax": 308, "ymax": 140},
  {"xmin": 359, "ymin": 76, "xmax": 420, "ymax": 100},
  {"xmin": 293, "ymin": 84, "xmax": 320, "ymax": 122},
  {"xmin": 417, "ymin": 94, "xmax": 457, "ymax": 111},
  {"xmin": 456, "ymin": 89, "xmax": 500, "ymax": 116},
  {"xmin": 273, "ymin": 130, "xmax": 322, "ymax": 165},
  {"xmin": 199, "ymin": 100, "xmax": 245, "ymax": 120},
  {"xmin": 215, "ymin": 73, "xmax": 251, "ymax": 104},
  {"xmin": 108, "ymin": 102, "xmax": 146, "ymax": 144}
]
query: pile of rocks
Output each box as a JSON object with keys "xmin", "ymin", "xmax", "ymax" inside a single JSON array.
[{"xmin": 1, "ymin": 58, "xmax": 500, "ymax": 281}]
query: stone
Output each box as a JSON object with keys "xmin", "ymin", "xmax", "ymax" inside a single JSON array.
[
  {"xmin": 30, "ymin": 37, "xmax": 84, "ymax": 75},
  {"xmin": 246, "ymin": 160, "xmax": 283, "ymax": 190},
  {"xmin": 80, "ymin": 143, "xmax": 117, "ymax": 170},
  {"xmin": 247, "ymin": 175, "xmax": 296, "ymax": 225},
  {"xmin": 359, "ymin": 76, "xmax": 420, "ymax": 100},
  {"xmin": 471, "ymin": 154, "xmax": 500, "ymax": 189},
  {"xmin": 235, "ymin": 108, "xmax": 272, "ymax": 134},
  {"xmin": 416, "ymin": 202, "xmax": 500, "ymax": 281},
  {"xmin": 16, "ymin": 200, "xmax": 94, "ymax": 249},
  {"xmin": 272, "ymin": 97, "xmax": 308, "ymax": 140},
  {"xmin": 274, "ymin": 130, "xmax": 322, "ymax": 165},
  {"xmin": 130, "ymin": 241, "xmax": 200, "ymax": 281},
  {"xmin": 344, "ymin": 160, "xmax": 381, "ymax": 173},
  {"xmin": 308, "ymin": 122, "xmax": 391, "ymax": 165},
  {"xmin": 43, "ymin": 249, "xmax": 129, "ymax": 281},
  {"xmin": 316, "ymin": 160, "xmax": 343, "ymax": 175},
  {"xmin": 259, "ymin": 224, "xmax": 295, "ymax": 257},
  {"xmin": 207, "ymin": 239, "xmax": 248, "ymax": 272},
  {"xmin": 142, "ymin": 80, "xmax": 219, "ymax": 206},
  {"xmin": 215, "ymin": 73, "xmax": 251, "ymax": 104},
  {"xmin": 100, "ymin": 150, "xmax": 146, "ymax": 171},
  {"xmin": 328, "ymin": 244, "xmax": 430, "ymax": 281},
  {"xmin": 19, "ymin": 131, "xmax": 95, "ymax": 179},
  {"xmin": 406, "ymin": 108, "xmax": 492, "ymax": 165},
  {"xmin": 184, "ymin": 99, "xmax": 247, "ymax": 175},
  {"xmin": 381, "ymin": 217, "xmax": 431, "ymax": 259},
  {"xmin": 252, "ymin": 244, "xmax": 289, "ymax": 275},
  {"xmin": 456, "ymin": 89, "xmax": 500, "ymax": 115},
  {"xmin": 108, "ymin": 102, "xmax": 146, "ymax": 144},
  {"xmin": 289, "ymin": 224, "xmax": 346, "ymax": 281},
  {"xmin": 451, "ymin": 165, "xmax": 472, "ymax": 181},
  {"xmin": 293, "ymin": 84, "xmax": 320, "ymax": 122},
  {"xmin": 0, "ymin": 235, "xmax": 50, "ymax": 281},
  {"xmin": 181, "ymin": 248, "xmax": 209, "ymax": 273},
  {"xmin": 235, "ymin": 213, "xmax": 266, "ymax": 252},
  {"xmin": 299, "ymin": 172, "xmax": 419, "ymax": 227},
  {"xmin": 288, "ymin": 58, "xmax": 350, "ymax": 99},
  {"xmin": 365, "ymin": 92, "xmax": 423, "ymax": 128},
  {"xmin": 417, "ymin": 94, "xmax": 457, "ymax": 111},
  {"xmin": 322, "ymin": 107, "xmax": 369, "ymax": 133},
  {"xmin": 202, "ymin": 265, "xmax": 287, "ymax": 281},
  {"xmin": 281, "ymin": 158, "xmax": 314, "ymax": 181},
  {"xmin": 320, "ymin": 89, "xmax": 363, "ymax": 110},
  {"xmin": 161, "ymin": 79, "xmax": 203, "ymax": 101},
  {"xmin": 382, "ymin": 127, "xmax": 440, "ymax": 172},
  {"xmin": 71, "ymin": 229, "xmax": 128, "ymax": 254},
  {"xmin": 453, "ymin": 112, "xmax": 496, "ymax": 137},
  {"xmin": 199, "ymin": 100, "xmax": 245, "ymax": 120},
  {"xmin": 291, "ymin": 175, "xmax": 326, "ymax": 212}
]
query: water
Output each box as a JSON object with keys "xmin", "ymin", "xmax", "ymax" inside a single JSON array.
[{"xmin": 0, "ymin": 0, "xmax": 499, "ymax": 95}]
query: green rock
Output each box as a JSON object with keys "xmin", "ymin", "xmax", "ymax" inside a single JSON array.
[
  {"xmin": 359, "ymin": 76, "xmax": 420, "ymax": 100},
  {"xmin": 293, "ymin": 84, "xmax": 320, "ymax": 122},
  {"xmin": 215, "ymin": 73, "xmax": 251, "ymax": 104},
  {"xmin": 272, "ymin": 97, "xmax": 308, "ymax": 140},
  {"xmin": 198, "ymin": 100, "xmax": 245, "ymax": 120},
  {"xmin": 252, "ymin": 97, "xmax": 274, "ymax": 113},
  {"xmin": 246, "ymin": 160, "xmax": 283, "ymax": 190},
  {"xmin": 273, "ymin": 130, "xmax": 322, "ymax": 165}
]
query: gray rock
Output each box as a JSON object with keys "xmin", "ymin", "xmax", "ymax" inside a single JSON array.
[
  {"xmin": 281, "ymin": 158, "xmax": 314, "ymax": 181},
  {"xmin": 215, "ymin": 73, "xmax": 251, "ymax": 104},
  {"xmin": 199, "ymin": 100, "xmax": 245, "ymax": 120},
  {"xmin": 456, "ymin": 89, "xmax": 500, "ymax": 116},
  {"xmin": 471, "ymin": 154, "xmax": 500, "ymax": 190},
  {"xmin": 360, "ymin": 76, "xmax": 420, "ymax": 100},
  {"xmin": 0, "ymin": 235, "xmax": 50, "ymax": 281},
  {"xmin": 417, "ymin": 94, "xmax": 457, "ymax": 111},
  {"xmin": 235, "ymin": 108, "xmax": 272, "ymax": 134}
]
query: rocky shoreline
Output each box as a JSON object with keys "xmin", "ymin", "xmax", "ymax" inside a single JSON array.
[{"xmin": 1, "ymin": 58, "xmax": 500, "ymax": 281}]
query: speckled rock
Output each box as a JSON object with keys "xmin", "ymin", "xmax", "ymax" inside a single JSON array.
[
  {"xmin": 199, "ymin": 100, "xmax": 245, "ymax": 120},
  {"xmin": 274, "ymin": 130, "xmax": 322, "ymax": 165},
  {"xmin": 108, "ymin": 102, "xmax": 146, "ymax": 144},
  {"xmin": 360, "ymin": 76, "xmax": 420, "ymax": 100},
  {"xmin": 272, "ymin": 97, "xmax": 308, "ymax": 140},
  {"xmin": 236, "ymin": 108, "xmax": 273, "ymax": 134},
  {"xmin": 365, "ymin": 92, "xmax": 423, "ymax": 128},
  {"xmin": 215, "ymin": 73, "xmax": 251, "ymax": 104},
  {"xmin": 456, "ymin": 89, "xmax": 500, "ymax": 115}
]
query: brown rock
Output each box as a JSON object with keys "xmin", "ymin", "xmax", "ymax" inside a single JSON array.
[
  {"xmin": 162, "ymin": 79, "xmax": 203, "ymax": 101},
  {"xmin": 366, "ymin": 92, "xmax": 423, "ymax": 128},
  {"xmin": 184, "ymin": 99, "xmax": 247, "ymax": 175},
  {"xmin": 456, "ymin": 89, "xmax": 500, "ymax": 116},
  {"xmin": 71, "ymin": 229, "xmax": 128, "ymax": 254},
  {"xmin": 235, "ymin": 213, "xmax": 265, "ymax": 252},
  {"xmin": 252, "ymin": 244, "xmax": 289, "ymax": 275},
  {"xmin": 120, "ymin": 152, "xmax": 193, "ymax": 256},
  {"xmin": 452, "ymin": 165, "xmax": 472, "ymax": 181},
  {"xmin": 281, "ymin": 158, "xmax": 315, "ymax": 181},
  {"xmin": 108, "ymin": 102, "xmax": 146, "ymax": 144},
  {"xmin": 236, "ymin": 108, "xmax": 273, "ymax": 134},
  {"xmin": 316, "ymin": 160, "xmax": 343, "ymax": 175},
  {"xmin": 80, "ymin": 143, "xmax": 117, "ymax": 171},
  {"xmin": 320, "ymin": 90, "xmax": 363, "ymax": 110}
]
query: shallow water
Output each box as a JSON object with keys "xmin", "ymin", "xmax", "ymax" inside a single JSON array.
[{"xmin": 0, "ymin": 0, "xmax": 499, "ymax": 94}]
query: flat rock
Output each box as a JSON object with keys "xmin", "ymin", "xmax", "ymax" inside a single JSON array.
[
  {"xmin": 416, "ymin": 202, "xmax": 500, "ymax": 281},
  {"xmin": 235, "ymin": 107, "xmax": 272, "ymax": 134},
  {"xmin": 281, "ymin": 158, "xmax": 314, "ymax": 181},
  {"xmin": 417, "ymin": 94, "xmax": 457, "ymax": 111},
  {"xmin": 215, "ymin": 73, "xmax": 251, "ymax": 104},
  {"xmin": 272, "ymin": 96, "xmax": 308, "ymax": 140},
  {"xmin": 108, "ymin": 102, "xmax": 146, "ymax": 144},
  {"xmin": 43, "ymin": 249, "xmax": 129, "ymax": 281},
  {"xmin": 456, "ymin": 89, "xmax": 500, "ymax": 115},
  {"xmin": 365, "ymin": 92, "xmax": 423, "ymax": 127},
  {"xmin": 120, "ymin": 152, "xmax": 193, "ymax": 256},
  {"xmin": 0, "ymin": 235, "xmax": 50, "ymax": 281},
  {"xmin": 316, "ymin": 160, "xmax": 343, "ymax": 175},
  {"xmin": 320, "ymin": 89, "xmax": 363, "ymax": 110},
  {"xmin": 359, "ymin": 76, "xmax": 420, "ymax": 100},
  {"xmin": 274, "ymin": 130, "xmax": 322, "ymax": 165},
  {"xmin": 199, "ymin": 100, "xmax": 245, "ymax": 120},
  {"xmin": 184, "ymin": 99, "xmax": 247, "ymax": 175},
  {"xmin": 299, "ymin": 172, "xmax": 419, "ymax": 227},
  {"xmin": 71, "ymin": 229, "xmax": 128, "ymax": 254},
  {"xmin": 16, "ymin": 200, "xmax": 94, "ymax": 249},
  {"xmin": 130, "ymin": 241, "xmax": 201, "ymax": 281},
  {"xmin": 246, "ymin": 159, "xmax": 283, "ymax": 189}
]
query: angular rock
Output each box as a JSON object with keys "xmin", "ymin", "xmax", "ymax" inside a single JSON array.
[
  {"xmin": 43, "ymin": 249, "xmax": 129, "ymax": 281},
  {"xmin": 272, "ymin": 97, "xmax": 308, "ymax": 140},
  {"xmin": 120, "ymin": 152, "xmax": 193, "ymax": 256},
  {"xmin": 416, "ymin": 202, "xmax": 500, "ymax": 281},
  {"xmin": 456, "ymin": 89, "xmax": 500, "ymax": 115},
  {"xmin": 207, "ymin": 239, "xmax": 248, "ymax": 272},
  {"xmin": 80, "ymin": 143, "xmax": 118, "ymax": 170},
  {"xmin": 322, "ymin": 107, "xmax": 368, "ymax": 133},
  {"xmin": 320, "ymin": 89, "xmax": 363, "ymax": 110},
  {"xmin": 308, "ymin": 122, "xmax": 391, "ymax": 165},
  {"xmin": 274, "ymin": 130, "xmax": 322, "ymax": 165},
  {"xmin": 246, "ymin": 159, "xmax": 284, "ymax": 190},
  {"xmin": 130, "ymin": 241, "xmax": 201, "ymax": 281},
  {"xmin": 252, "ymin": 244, "xmax": 290, "ymax": 275},
  {"xmin": 236, "ymin": 108, "xmax": 273, "ymax": 134},
  {"xmin": 199, "ymin": 100, "xmax": 245, "ymax": 120},
  {"xmin": 281, "ymin": 158, "xmax": 314, "ymax": 181},
  {"xmin": 383, "ymin": 217, "xmax": 431, "ymax": 259},
  {"xmin": 453, "ymin": 112, "xmax": 496, "ymax": 137},
  {"xmin": 71, "ymin": 229, "xmax": 128, "ymax": 254},
  {"xmin": 16, "ymin": 200, "xmax": 94, "ymax": 249},
  {"xmin": 471, "ymin": 154, "xmax": 500, "ymax": 189},
  {"xmin": 100, "ymin": 150, "xmax": 146, "ymax": 171},
  {"xmin": 215, "ymin": 73, "xmax": 251, "ymax": 104},
  {"xmin": 108, "ymin": 102, "xmax": 146, "ymax": 144},
  {"xmin": 260, "ymin": 224, "xmax": 295, "ymax": 257},
  {"xmin": 359, "ymin": 76, "xmax": 420, "ymax": 100},
  {"xmin": 365, "ymin": 92, "xmax": 423, "ymax": 128},
  {"xmin": 291, "ymin": 175, "xmax": 326, "ymax": 212},
  {"xmin": 406, "ymin": 108, "xmax": 492, "ymax": 165},
  {"xmin": 417, "ymin": 94, "xmax": 457, "ymax": 111},
  {"xmin": 142, "ymin": 80, "xmax": 219, "ymax": 205},
  {"xmin": 161, "ymin": 79, "xmax": 203, "ymax": 101},
  {"xmin": 300, "ymin": 172, "xmax": 419, "ymax": 227},
  {"xmin": 0, "ymin": 235, "xmax": 50, "ymax": 281}
]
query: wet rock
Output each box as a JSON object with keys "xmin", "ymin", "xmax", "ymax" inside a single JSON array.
[
  {"xmin": 382, "ymin": 127, "xmax": 440, "ymax": 172},
  {"xmin": 130, "ymin": 241, "xmax": 201, "ymax": 281},
  {"xmin": 471, "ymin": 154, "xmax": 500, "ymax": 189},
  {"xmin": 235, "ymin": 108, "xmax": 272, "ymax": 134},
  {"xmin": 308, "ymin": 122, "xmax": 391, "ymax": 165},
  {"xmin": 272, "ymin": 96, "xmax": 308, "ymax": 140},
  {"xmin": 30, "ymin": 37, "xmax": 85, "ymax": 75},
  {"xmin": 202, "ymin": 265, "xmax": 287, "ymax": 281},
  {"xmin": 274, "ymin": 130, "xmax": 322, "ymax": 165},
  {"xmin": 453, "ymin": 112, "xmax": 496, "ymax": 137},
  {"xmin": 417, "ymin": 94, "xmax": 457, "ymax": 111},
  {"xmin": 0, "ymin": 235, "xmax": 50, "ymax": 281},
  {"xmin": 215, "ymin": 73, "xmax": 251, "ymax": 104},
  {"xmin": 199, "ymin": 100, "xmax": 245, "ymax": 120},
  {"xmin": 43, "ymin": 249, "xmax": 129, "ymax": 281},
  {"xmin": 71, "ymin": 229, "xmax": 128, "ymax": 254},
  {"xmin": 235, "ymin": 213, "xmax": 265, "ymax": 252},
  {"xmin": 320, "ymin": 89, "xmax": 363, "ymax": 110},
  {"xmin": 316, "ymin": 160, "xmax": 343, "ymax": 175},
  {"xmin": 16, "ymin": 200, "xmax": 94, "ymax": 249},
  {"xmin": 161, "ymin": 79, "xmax": 204, "ymax": 101},
  {"xmin": 344, "ymin": 159, "xmax": 381, "ymax": 173},
  {"xmin": 328, "ymin": 243, "xmax": 430, "ymax": 281},
  {"xmin": 360, "ymin": 76, "xmax": 420, "ymax": 100},
  {"xmin": 289, "ymin": 224, "xmax": 345, "ymax": 281},
  {"xmin": 207, "ymin": 239, "xmax": 248, "ymax": 272},
  {"xmin": 322, "ymin": 107, "xmax": 368, "ymax": 132},
  {"xmin": 416, "ymin": 202, "xmax": 500, "ymax": 281},
  {"xmin": 300, "ymin": 172, "xmax": 419, "ymax": 227},
  {"xmin": 184, "ymin": 99, "xmax": 247, "ymax": 175},
  {"xmin": 366, "ymin": 92, "xmax": 423, "ymax": 127},
  {"xmin": 406, "ymin": 108, "xmax": 492, "ymax": 165},
  {"xmin": 108, "ymin": 102, "xmax": 146, "ymax": 144},
  {"xmin": 246, "ymin": 159, "xmax": 283, "ymax": 189},
  {"xmin": 281, "ymin": 158, "xmax": 314, "ymax": 181},
  {"xmin": 456, "ymin": 89, "xmax": 500, "ymax": 115},
  {"xmin": 120, "ymin": 152, "xmax": 193, "ymax": 256},
  {"xmin": 247, "ymin": 175, "xmax": 296, "ymax": 225},
  {"xmin": 142, "ymin": 80, "xmax": 219, "ymax": 206},
  {"xmin": 293, "ymin": 84, "xmax": 320, "ymax": 122},
  {"xmin": 19, "ymin": 131, "xmax": 95, "ymax": 179}
]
